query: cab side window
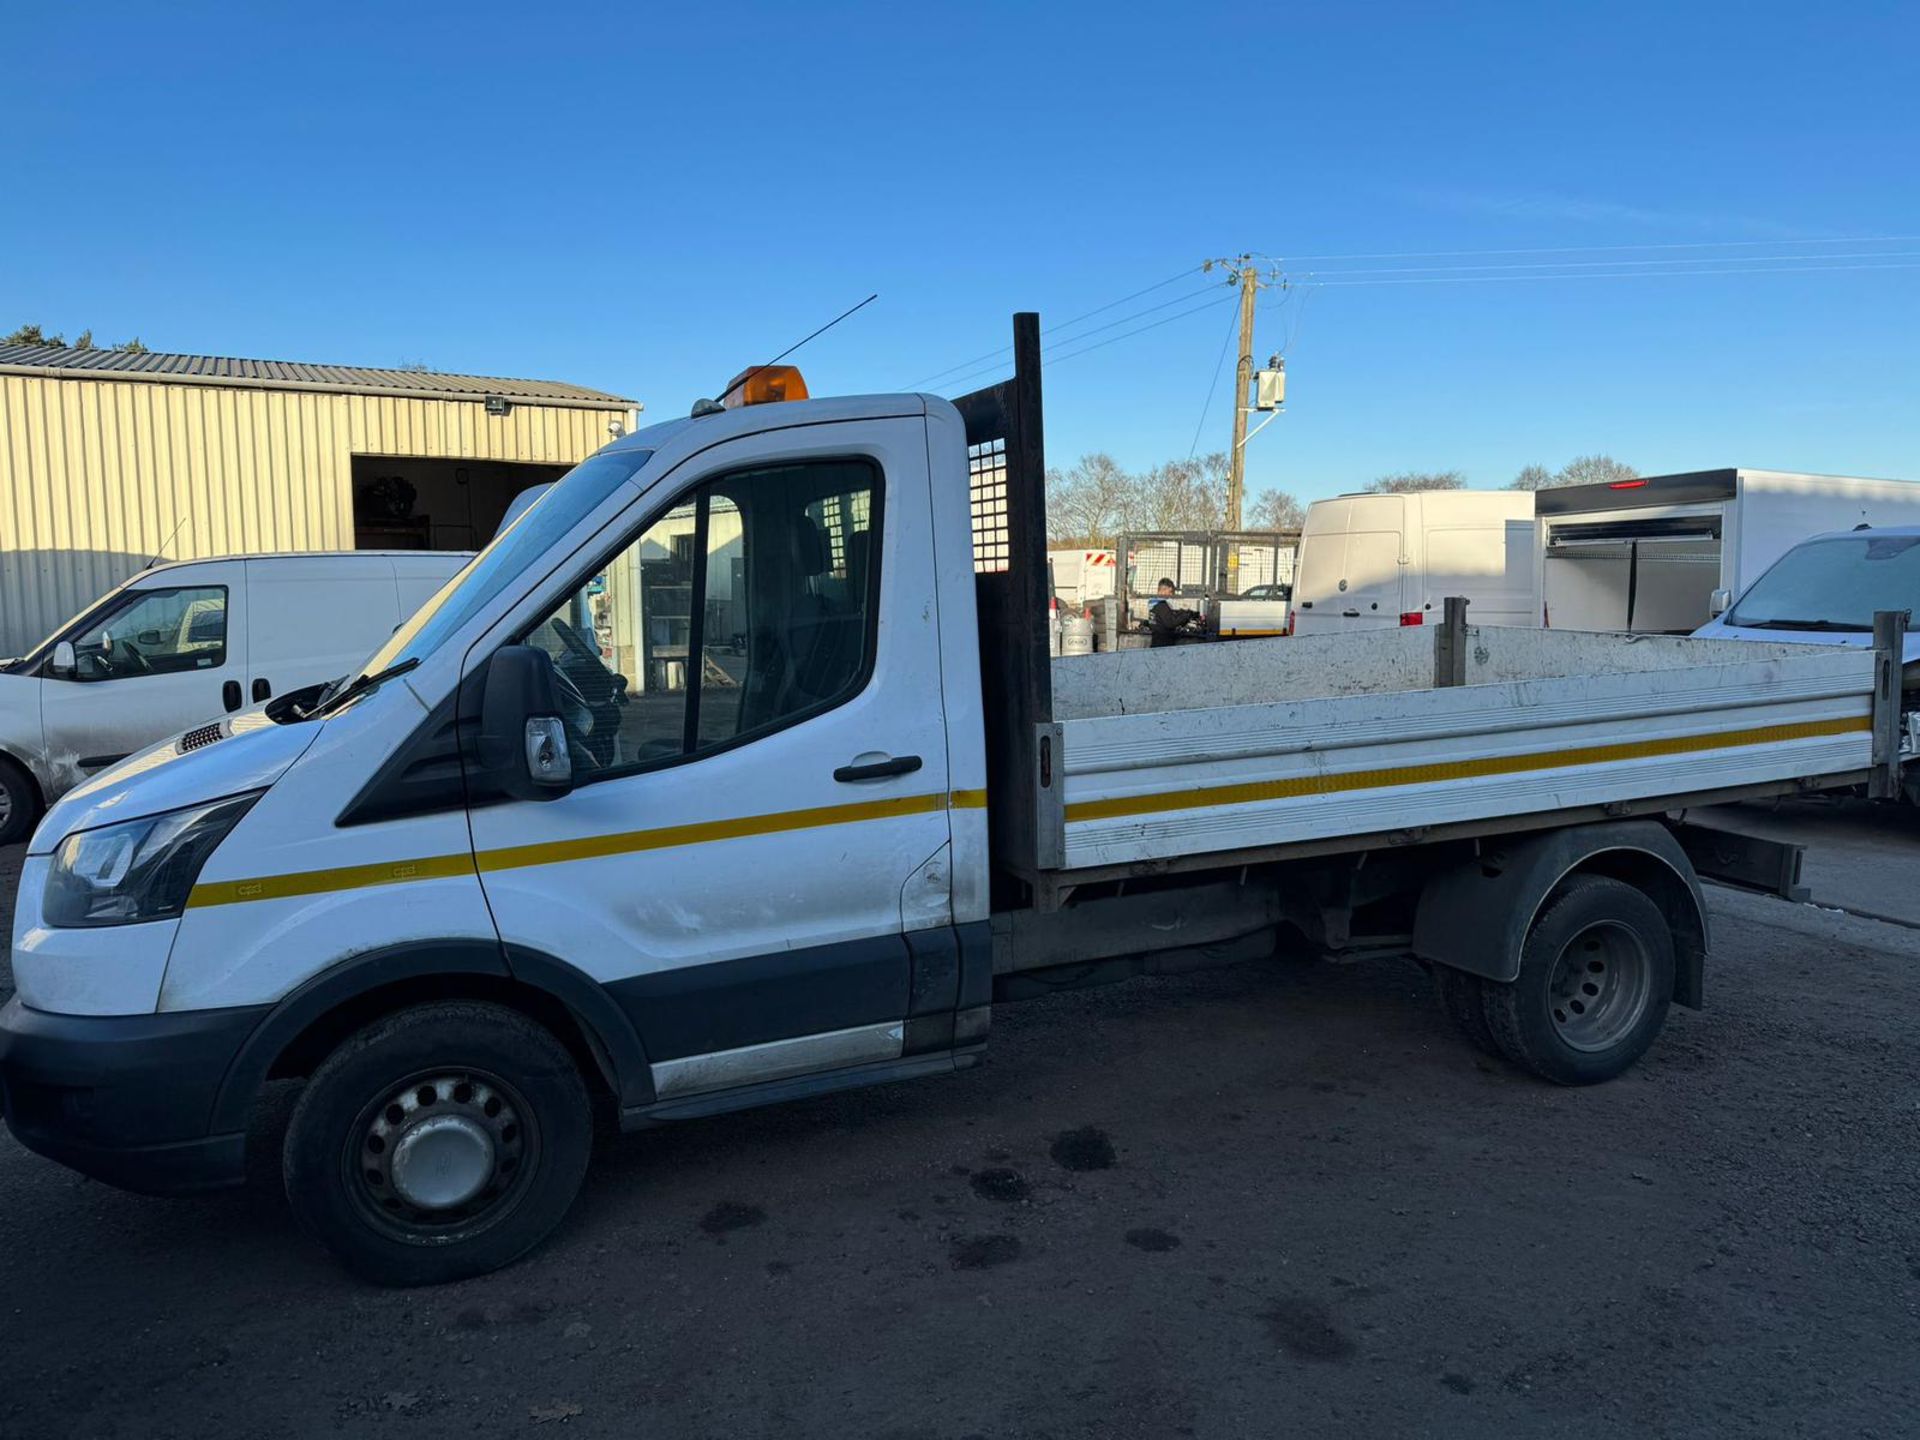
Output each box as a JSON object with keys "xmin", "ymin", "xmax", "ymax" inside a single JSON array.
[
  {"xmin": 67, "ymin": 586, "xmax": 227, "ymax": 681},
  {"xmin": 525, "ymin": 459, "xmax": 882, "ymax": 780}
]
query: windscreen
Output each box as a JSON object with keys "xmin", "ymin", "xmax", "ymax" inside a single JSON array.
[
  {"xmin": 3, "ymin": 575, "xmax": 141, "ymax": 672},
  {"xmin": 1726, "ymin": 533, "xmax": 1920, "ymax": 631},
  {"xmin": 356, "ymin": 448, "xmax": 654, "ymax": 679}
]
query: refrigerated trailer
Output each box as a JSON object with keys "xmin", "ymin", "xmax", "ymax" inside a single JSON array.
[
  {"xmin": 2, "ymin": 317, "xmax": 1911, "ymax": 1286},
  {"xmin": 1539, "ymin": 468, "xmax": 1920, "ymax": 634}
]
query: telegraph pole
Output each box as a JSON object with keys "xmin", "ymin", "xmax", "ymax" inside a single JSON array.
[
  {"xmin": 1225, "ymin": 259, "xmax": 1259, "ymax": 529},
  {"xmin": 1203, "ymin": 254, "xmax": 1290, "ymax": 536}
]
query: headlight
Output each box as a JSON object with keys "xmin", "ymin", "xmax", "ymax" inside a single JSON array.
[{"xmin": 44, "ymin": 793, "xmax": 260, "ymax": 928}]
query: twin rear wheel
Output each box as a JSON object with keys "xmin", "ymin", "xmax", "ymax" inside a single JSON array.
[
  {"xmin": 282, "ymin": 1001, "xmax": 592, "ymax": 1287},
  {"xmin": 1434, "ymin": 875, "xmax": 1675, "ymax": 1085}
]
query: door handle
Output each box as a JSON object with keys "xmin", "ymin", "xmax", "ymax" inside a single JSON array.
[
  {"xmin": 222, "ymin": 680, "xmax": 242, "ymax": 712},
  {"xmin": 834, "ymin": 754, "xmax": 923, "ymax": 783},
  {"xmin": 252, "ymin": 677, "xmax": 272, "ymax": 703},
  {"xmin": 1341, "ymin": 609, "xmax": 1361, "ymax": 618}
]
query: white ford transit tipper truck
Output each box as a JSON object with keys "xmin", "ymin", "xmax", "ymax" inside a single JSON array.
[
  {"xmin": 0, "ymin": 551, "xmax": 469, "ymax": 843},
  {"xmin": 2, "ymin": 318, "xmax": 1909, "ymax": 1285}
]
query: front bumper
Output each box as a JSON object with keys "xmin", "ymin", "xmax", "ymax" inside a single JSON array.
[{"xmin": 0, "ymin": 996, "xmax": 269, "ymax": 1195}]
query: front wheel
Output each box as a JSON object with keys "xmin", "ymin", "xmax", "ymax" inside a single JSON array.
[
  {"xmin": 283, "ymin": 1001, "xmax": 592, "ymax": 1286},
  {"xmin": 1481, "ymin": 875, "xmax": 1675, "ymax": 1086},
  {"xmin": 0, "ymin": 758, "xmax": 39, "ymax": 846}
]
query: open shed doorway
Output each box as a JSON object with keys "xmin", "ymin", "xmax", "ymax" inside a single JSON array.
[{"xmin": 351, "ymin": 456, "xmax": 572, "ymax": 552}]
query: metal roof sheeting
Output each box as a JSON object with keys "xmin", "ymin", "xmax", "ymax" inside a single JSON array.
[{"xmin": 0, "ymin": 344, "xmax": 635, "ymax": 410}]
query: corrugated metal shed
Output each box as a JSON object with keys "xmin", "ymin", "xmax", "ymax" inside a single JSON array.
[
  {"xmin": 0, "ymin": 350, "xmax": 641, "ymax": 653},
  {"xmin": 0, "ymin": 344, "xmax": 633, "ymax": 409}
]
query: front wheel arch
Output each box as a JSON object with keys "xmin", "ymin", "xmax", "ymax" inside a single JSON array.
[{"xmin": 211, "ymin": 941, "xmax": 653, "ymax": 1137}]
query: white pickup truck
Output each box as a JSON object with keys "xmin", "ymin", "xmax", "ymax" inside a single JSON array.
[{"xmin": 2, "ymin": 316, "xmax": 1910, "ymax": 1285}]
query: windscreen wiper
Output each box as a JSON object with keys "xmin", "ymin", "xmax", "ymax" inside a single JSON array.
[
  {"xmin": 316, "ymin": 656, "xmax": 422, "ymax": 716},
  {"xmin": 1733, "ymin": 618, "xmax": 1871, "ymax": 632}
]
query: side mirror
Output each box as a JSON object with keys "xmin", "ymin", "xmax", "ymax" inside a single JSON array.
[
  {"xmin": 478, "ymin": 645, "xmax": 574, "ymax": 801},
  {"xmin": 1708, "ymin": 588, "xmax": 1733, "ymax": 617},
  {"xmin": 48, "ymin": 640, "xmax": 77, "ymax": 678}
]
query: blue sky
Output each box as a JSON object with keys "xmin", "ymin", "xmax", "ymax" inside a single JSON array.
[{"xmin": 5, "ymin": 1, "xmax": 1917, "ymax": 504}]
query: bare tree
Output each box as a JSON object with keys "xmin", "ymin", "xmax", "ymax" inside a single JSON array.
[
  {"xmin": 1508, "ymin": 464, "xmax": 1554, "ymax": 492},
  {"xmin": 1046, "ymin": 453, "xmax": 1135, "ymax": 546},
  {"xmin": 1555, "ymin": 454, "xmax": 1639, "ymax": 487},
  {"xmin": 1136, "ymin": 454, "xmax": 1227, "ymax": 531},
  {"xmin": 1050, "ymin": 451, "xmax": 1301, "ymax": 542},
  {"xmin": 1246, "ymin": 487, "xmax": 1304, "ymax": 530},
  {"xmin": 1509, "ymin": 455, "xmax": 1639, "ymax": 490},
  {"xmin": 1365, "ymin": 470, "xmax": 1467, "ymax": 494}
]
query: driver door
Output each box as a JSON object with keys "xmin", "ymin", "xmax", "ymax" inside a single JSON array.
[
  {"xmin": 469, "ymin": 418, "xmax": 954, "ymax": 1100},
  {"xmin": 40, "ymin": 566, "xmax": 248, "ymax": 779}
]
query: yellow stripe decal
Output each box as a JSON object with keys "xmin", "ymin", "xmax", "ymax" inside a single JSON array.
[
  {"xmin": 188, "ymin": 790, "xmax": 981, "ymax": 908},
  {"xmin": 474, "ymin": 792, "xmax": 944, "ymax": 874},
  {"xmin": 188, "ymin": 852, "xmax": 477, "ymax": 909},
  {"xmin": 1064, "ymin": 715, "xmax": 1868, "ymax": 824}
]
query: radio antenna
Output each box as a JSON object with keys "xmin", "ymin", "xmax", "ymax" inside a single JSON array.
[
  {"xmin": 145, "ymin": 514, "xmax": 189, "ymax": 570},
  {"xmin": 693, "ymin": 293, "xmax": 878, "ymax": 416}
]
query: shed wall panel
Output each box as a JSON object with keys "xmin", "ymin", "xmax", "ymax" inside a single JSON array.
[{"xmin": 1, "ymin": 374, "xmax": 615, "ymax": 652}]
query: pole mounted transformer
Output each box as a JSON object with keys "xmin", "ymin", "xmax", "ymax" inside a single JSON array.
[{"xmin": 1205, "ymin": 257, "xmax": 1287, "ymax": 530}]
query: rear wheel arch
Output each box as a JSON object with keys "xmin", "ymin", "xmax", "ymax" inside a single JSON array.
[
  {"xmin": 211, "ymin": 941, "xmax": 654, "ymax": 1136},
  {"xmin": 1413, "ymin": 820, "xmax": 1707, "ymax": 1008},
  {"xmin": 1557, "ymin": 845, "xmax": 1705, "ymax": 1008}
]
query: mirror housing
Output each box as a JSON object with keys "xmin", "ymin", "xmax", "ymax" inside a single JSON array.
[
  {"xmin": 48, "ymin": 640, "xmax": 77, "ymax": 678},
  {"xmin": 478, "ymin": 645, "xmax": 574, "ymax": 802},
  {"xmin": 1708, "ymin": 587, "xmax": 1733, "ymax": 617}
]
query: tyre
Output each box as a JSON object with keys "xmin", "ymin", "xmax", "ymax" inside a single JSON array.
[
  {"xmin": 283, "ymin": 1001, "xmax": 592, "ymax": 1286},
  {"xmin": 1432, "ymin": 963, "xmax": 1502, "ymax": 1058},
  {"xmin": 0, "ymin": 757, "xmax": 39, "ymax": 846},
  {"xmin": 1482, "ymin": 875, "xmax": 1675, "ymax": 1086}
]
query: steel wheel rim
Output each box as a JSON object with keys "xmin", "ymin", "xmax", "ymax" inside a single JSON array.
[
  {"xmin": 1547, "ymin": 920, "xmax": 1654, "ymax": 1053},
  {"xmin": 343, "ymin": 1068, "xmax": 540, "ymax": 1243}
]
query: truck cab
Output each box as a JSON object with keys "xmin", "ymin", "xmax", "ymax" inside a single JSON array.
[{"xmin": 2, "ymin": 383, "xmax": 994, "ymax": 1284}]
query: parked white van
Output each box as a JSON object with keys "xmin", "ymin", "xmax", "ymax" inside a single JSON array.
[
  {"xmin": 0, "ymin": 552, "xmax": 467, "ymax": 842},
  {"xmin": 1291, "ymin": 491, "xmax": 1536, "ymax": 636}
]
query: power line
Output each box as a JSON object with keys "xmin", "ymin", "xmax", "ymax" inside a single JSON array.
[
  {"xmin": 927, "ymin": 287, "xmax": 1233, "ymax": 393},
  {"xmin": 1046, "ymin": 294, "xmax": 1237, "ymax": 366},
  {"xmin": 909, "ymin": 275, "xmax": 1215, "ymax": 390},
  {"xmin": 932, "ymin": 291, "xmax": 1237, "ymax": 394},
  {"xmin": 1294, "ymin": 248, "xmax": 1920, "ymax": 278},
  {"xmin": 1187, "ymin": 302, "xmax": 1241, "ymax": 460},
  {"xmin": 1290, "ymin": 260, "xmax": 1920, "ymax": 289},
  {"xmin": 901, "ymin": 265, "xmax": 1206, "ymax": 388},
  {"xmin": 1278, "ymin": 234, "xmax": 1920, "ymax": 263}
]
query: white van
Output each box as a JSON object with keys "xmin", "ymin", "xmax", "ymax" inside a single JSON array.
[
  {"xmin": 0, "ymin": 551, "xmax": 467, "ymax": 841},
  {"xmin": 1291, "ymin": 491, "xmax": 1536, "ymax": 636}
]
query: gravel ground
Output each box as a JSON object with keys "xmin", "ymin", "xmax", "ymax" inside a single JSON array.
[{"xmin": 0, "ymin": 833, "xmax": 1916, "ymax": 1438}]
